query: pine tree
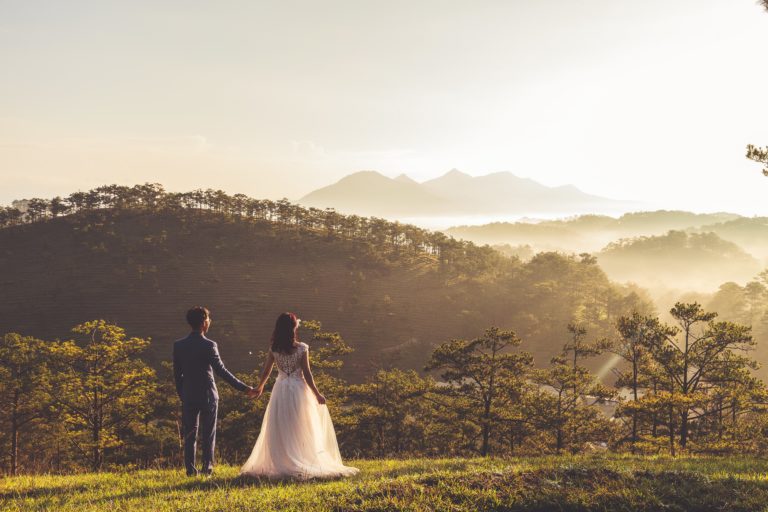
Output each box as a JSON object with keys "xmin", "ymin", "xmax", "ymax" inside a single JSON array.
[
  {"xmin": 49, "ymin": 320, "xmax": 156, "ymax": 470},
  {"xmin": 0, "ymin": 333, "xmax": 53, "ymax": 475},
  {"xmin": 425, "ymin": 327, "xmax": 533, "ymax": 456},
  {"xmin": 530, "ymin": 324, "xmax": 615, "ymax": 453}
]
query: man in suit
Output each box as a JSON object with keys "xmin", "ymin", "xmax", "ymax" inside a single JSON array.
[{"xmin": 173, "ymin": 306, "xmax": 257, "ymax": 476}]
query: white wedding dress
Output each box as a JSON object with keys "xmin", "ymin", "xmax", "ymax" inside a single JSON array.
[{"xmin": 240, "ymin": 342, "xmax": 359, "ymax": 479}]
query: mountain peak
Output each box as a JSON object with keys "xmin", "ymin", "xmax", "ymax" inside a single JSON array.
[
  {"xmin": 340, "ymin": 170, "xmax": 389, "ymax": 182},
  {"xmin": 394, "ymin": 173, "xmax": 418, "ymax": 184},
  {"xmin": 443, "ymin": 168, "xmax": 471, "ymax": 179}
]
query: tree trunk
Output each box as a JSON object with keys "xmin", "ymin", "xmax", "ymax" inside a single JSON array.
[
  {"xmin": 718, "ymin": 398, "xmax": 724, "ymax": 440},
  {"xmin": 93, "ymin": 420, "xmax": 102, "ymax": 471},
  {"xmin": 679, "ymin": 409, "xmax": 688, "ymax": 451},
  {"xmin": 556, "ymin": 391, "xmax": 564, "ymax": 454},
  {"xmin": 481, "ymin": 423, "xmax": 490, "ymax": 457},
  {"xmin": 377, "ymin": 423, "xmax": 384, "ymax": 458},
  {"xmin": 651, "ymin": 380, "xmax": 659, "ymax": 438},
  {"xmin": 11, "ymin": 390, "xmax": 19, "ymax": 476},
  {"xmin": 631, "ymin": 359, "xmax": 638, "ymax": 454},
  {"xmin": 481, "ymin": 395, "xmax": 492, "ymax": 457},
  {"xmin": 668, "ymin": 406, "xmax": 676, "ymax": 457}
]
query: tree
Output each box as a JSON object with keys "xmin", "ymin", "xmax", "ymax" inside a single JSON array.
[
  {"xmin": 746, "ymin": 144, "xmax": 768, "ymax": 176},
  {"xmin": 49, "ymin": 196, "xmax": 71, "ymax": 218},
  {"xmin": 25, "ymin": 198, "xmax": 50, "ymax": 223},
  {"xmin": 347, "ymin": 369, "xmax": 435, "ymax": 457},
  {"xmin": 642, "ymin": 303, "xmax": 754, "ymax": 451},
  {"xmin": 50, "ymin": 320, "xmax": 156, "ymax": 470},
  {"xmin": 0, "ymin": 207, "xmax": 23, "ymax": 227},
  {"xmin": 697, "ymin": 353, "xmax": 766, "ymax": 453},
  {"xmin": 425, "ymin": 327, "xmax": 533, "ymax": 456},
  {"xmin": 530, "ymin": 324, "xmax": 614, "ymax": 453},
  {"xmin": 611, "ymin": 313, "xmax": 676, "ymax": 453},
  {"xmin": 0, "ymin": 333, "xmax": 53, "ymax": 475}
]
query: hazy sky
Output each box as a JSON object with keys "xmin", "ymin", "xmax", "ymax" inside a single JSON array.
[{"xmin": 1, "ymin": 0, "xmax": 767, "ymax": 214}]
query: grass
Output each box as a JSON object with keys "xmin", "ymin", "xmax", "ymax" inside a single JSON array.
[{"xmin": 2, "ymin": 456, "xmax": 768, "ymax": 511}]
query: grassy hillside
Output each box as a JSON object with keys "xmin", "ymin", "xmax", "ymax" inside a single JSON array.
[
  {"xmin": 0, "ymin": 209, "xmax": 643, "ymax": 381},
  {"xmin": 3, "ymin": 456, "xmax": 768, "ymax": 511}
]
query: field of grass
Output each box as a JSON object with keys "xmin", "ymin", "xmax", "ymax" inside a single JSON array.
[{"xmin": 3, "ymin": 456, "xmax": 768, "ymax": 511}]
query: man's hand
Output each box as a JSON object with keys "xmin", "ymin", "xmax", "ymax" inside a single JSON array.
[
  {"xmin": 315, "ymin": 393, "xmax": 326, "ymax": 405},
  {"xmin": 246, "ymin": 386, "xmax": 263, "ymax": 399}
]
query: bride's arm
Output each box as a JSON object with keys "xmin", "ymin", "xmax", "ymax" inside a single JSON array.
[
  {"xmin": 254, "ymin": 351, "xmax": 275, "ymax": 399},
  {"xmin": 300, "ymin": 350, "xmax": 326, "ymax": 404}
]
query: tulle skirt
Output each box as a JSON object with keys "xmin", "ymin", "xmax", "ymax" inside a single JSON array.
[{"xmin": 240, "ymin": 373, "xmax": 359, "ymax": 480}]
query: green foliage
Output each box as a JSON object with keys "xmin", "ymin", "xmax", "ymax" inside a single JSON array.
[
  {"xmin": 612, "ymin": 304, "xmax": 764, "ymax": 456},
  {"xmin": 611, "ymin": 313, "xmax": 676, "ymax": 453},
  {"xmin": 2, "ymin": 308, "xmax": 768, "ymax": 475},
  {"xmin": 49, "ymin": 320, "xmax": 157, "ymax": 470},
  {"xmin": 425, "ymin": 327, "xmax": 534, "ymax": 456},
  {"xmin": 0, "ymin": 334, "xmax": 54, "ymax": 475},
  {"xmin": 0, "ymin": 186, "xmax": 652, "ymax": 383},
  {"xmin": 0, "ymin": 183, "xmax": 505, "ymax": 280},
  {"xmin": 529, "ymin": 324, "xmax": 616, "ymax": 454},
  {"xmin": 747, "ymin": 144, "xmax": 768, "ymax": 175},
  {"xmin": 345, "ymin": 369, "xmax": 437, "ymax": 457}
]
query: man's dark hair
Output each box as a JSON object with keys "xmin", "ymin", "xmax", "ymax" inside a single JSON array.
[{"xmin": 186, "ymin": 306, "xmax": 210, "ymax": 330}]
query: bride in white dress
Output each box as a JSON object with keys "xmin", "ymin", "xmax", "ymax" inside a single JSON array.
[{"xmin": 240, "ymin": 312, "xmax": 359, "ymax": 479}]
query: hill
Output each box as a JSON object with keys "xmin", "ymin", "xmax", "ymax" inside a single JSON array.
[
  {"xmin": 445, "ymin": 210, "xmax": 744, "ymax": 254},
  {"xmin": 690, "ymin": 216, "xmax": 768, "ymax": 259},
  {"xmin": 0, "ymin": 189, "xmax": 647, "ymax": 381},
  {"xmin": 2, "ymin": 456, "xmax": 768, "ymax": 511},
  {"xmin": 299, "ymin": 169, "xmax": 626, "ymax": 217},
  {"xmin": 596, "ymin": 230, "xmax": 762, "ymax": 292}
]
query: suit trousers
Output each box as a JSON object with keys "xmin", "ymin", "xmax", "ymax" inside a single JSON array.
[{"xmin": 181, "ymin": 398, "xmax": 218, "ymax": 475}]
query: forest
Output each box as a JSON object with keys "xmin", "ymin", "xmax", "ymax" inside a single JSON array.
[
  {"xmin": 1, "ymin": 184, "xmax": 768, "ymax": 476},
  {"xmin": 0, "ymin": 183, "xmax": 653, "ymax": 379}
]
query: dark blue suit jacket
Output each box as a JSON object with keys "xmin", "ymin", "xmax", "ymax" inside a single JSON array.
[{"xmin": 173, "ymin": 332, "xmax": 248, "ymax": 403}]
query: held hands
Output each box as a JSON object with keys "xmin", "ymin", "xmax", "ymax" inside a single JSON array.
[
  {"xmin": 246, "ymin": 386, "xmax": 263, "ymax": 399},
  {"xmin": 315, "ymin": 392, "xmax": 326, "ymax": 405}
]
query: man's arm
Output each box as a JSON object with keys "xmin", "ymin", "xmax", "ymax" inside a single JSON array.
[
  {"xmin": 172, "ymin": 344, "xmax": 183, "ymax": 399},
  {"xmin": 209, "ymin": 342, "xmax": 250, "ymax": 392}
]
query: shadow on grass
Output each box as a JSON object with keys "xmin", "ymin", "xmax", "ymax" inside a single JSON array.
[
  {"xmin": 0, "ymin": 473, "xmax": 332, "ymax": 504},
  {"xmin": 1, "ymin": 483, "xmax": 93, "ymax": 501},
  {"xmin": 80, "ymin": 472, "xmax": 356, "ymax": 506}
]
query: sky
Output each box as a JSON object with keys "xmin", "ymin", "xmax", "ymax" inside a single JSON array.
[{"xmin": 1, "ymin": 0, "xmax": 767, "ymax": 215}]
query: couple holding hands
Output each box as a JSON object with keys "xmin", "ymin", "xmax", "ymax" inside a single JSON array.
[{"xmin": 173, "ymin": 306, "xmax": 358, "ymax": 479}]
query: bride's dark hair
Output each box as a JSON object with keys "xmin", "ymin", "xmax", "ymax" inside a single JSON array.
[{"xmin": 271, "ymin": 312, "xmax": 300, "ymax": 354}]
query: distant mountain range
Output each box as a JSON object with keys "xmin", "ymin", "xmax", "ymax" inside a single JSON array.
[{"xmin": 298, "ymin": 170, "xmax": 631, "ymax": 217}]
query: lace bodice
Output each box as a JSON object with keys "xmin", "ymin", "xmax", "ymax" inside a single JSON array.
[{"xmin": 273, "ymin": 342, "xmax": 307, "ymax": 378}]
